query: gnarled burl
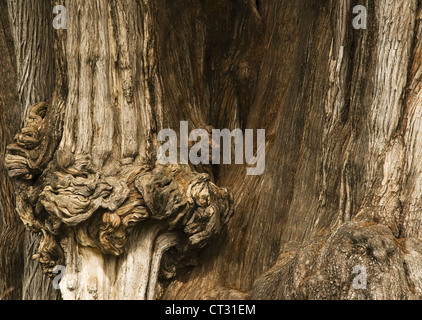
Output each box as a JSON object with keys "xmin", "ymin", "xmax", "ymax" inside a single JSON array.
[{"xmin": 5, "ymin": 102, "xmax": 233, "ymax": 299}]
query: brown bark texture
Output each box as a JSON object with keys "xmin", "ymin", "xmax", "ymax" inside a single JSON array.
[{"xmin": 2, "ymin": 0, "xmax": 422, "ymax": 300}]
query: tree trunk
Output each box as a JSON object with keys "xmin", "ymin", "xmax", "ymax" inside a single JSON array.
[{"xmin": 2, "ymin": 0, "xmax": 422, "ymax": 300}]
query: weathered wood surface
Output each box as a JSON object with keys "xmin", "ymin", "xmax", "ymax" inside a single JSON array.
[{"xmin": 3, "ymin": 0, "xmax": 422, "ymax": 300}]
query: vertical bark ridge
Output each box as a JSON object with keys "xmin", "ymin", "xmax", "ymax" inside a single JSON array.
[{"xmin": 7, "ymin": 0, "xmax": 55, "ymax": 121}]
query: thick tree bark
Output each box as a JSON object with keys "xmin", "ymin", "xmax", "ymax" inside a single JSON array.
[
  {"xmin": 0, "ymin": 0, "xmax": 24, "ymax": 300},
  {"xmin": 2, "ymin": 0, "xmax": 422, "ymax": 300}
]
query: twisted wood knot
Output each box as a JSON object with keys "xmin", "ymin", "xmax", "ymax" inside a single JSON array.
[{"xmin": 5, "ymin": 103, "xmax": 234, "ymax": 278}]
